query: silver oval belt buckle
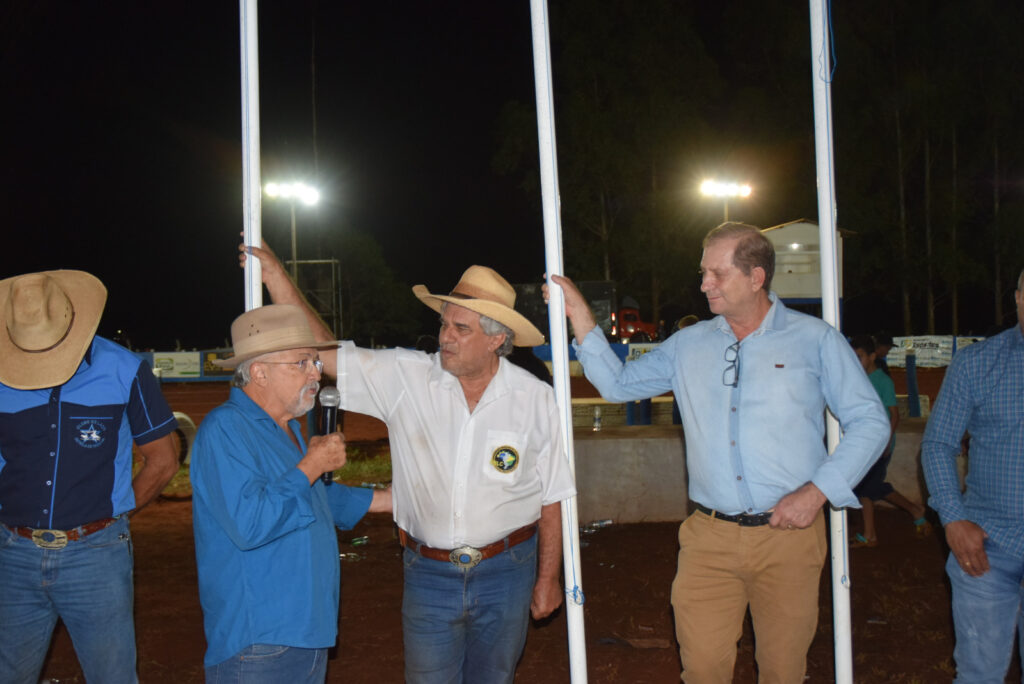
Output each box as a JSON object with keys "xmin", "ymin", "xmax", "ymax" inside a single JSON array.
[
  {"xmin": 31, "ymin": 529, "xmax": 68, "ymax": 549},
  {"xmin": 449, "ymin": 545, "xmax": 483, "ymax": 568}
]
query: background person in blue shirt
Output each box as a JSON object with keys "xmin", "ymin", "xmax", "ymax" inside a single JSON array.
[
  {"xmin": 0, "ymin": 270, "xmax": 179, "ymax": 684},
  {"xmin": 549, "ymin": 222, "xmax": 889, "ymax": 684},
  {"xmin": 848, "ymin": 334, "xmax": 930, "ymax": 547},
  {"xmin": 922, "ymin": 268, "xmax": 1024, "ymax": 683},
  {"xmin": 192, "ymin": 304, "xmax": 391, "ymax": 683}
]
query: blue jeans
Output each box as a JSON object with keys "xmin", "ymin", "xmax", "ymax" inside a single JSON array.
[
  {"xmin": 402, "ymin": 535, "xmax": 537, "ymax": 684},
  {"xmin": 947, "ymin": 541, "xmax": 1024, "ymax": 684},
  {"xmin": 205, "ymin": 645, "xmax": 327, "ymax": 683},
  {"xmin": 0, "ymin": 516, "xmax": 136, "ymax": 684}
]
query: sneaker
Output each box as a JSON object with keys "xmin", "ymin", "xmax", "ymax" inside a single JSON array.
[
  {"xmin": 851, "ymin": 533, "xmax": 877, "ymax": 548},
  {"xmin": 913, "ymin": 517, "xmax": 933, "ymax": 537}
]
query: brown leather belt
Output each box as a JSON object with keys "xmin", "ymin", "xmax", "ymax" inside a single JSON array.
[
  {"xmin": 5, "ymin": 517, "xmax": 120, "ymax": 549},
  {"xmin": 398, "ymin": 523, "xmax": 538, "ymax": 568}
]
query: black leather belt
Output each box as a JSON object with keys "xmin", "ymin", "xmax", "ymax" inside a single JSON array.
[{"xmin": 695, "ymin": 503, "xmax": 772, "ymax": 527}]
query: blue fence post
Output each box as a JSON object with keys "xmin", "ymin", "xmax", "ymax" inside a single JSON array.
[
  {"xmin": 637, "ymin": 398, "xmax": 651, "ymax": 424},
  {"xmin": 905, "ymin": 351, "xmax": 921, "ymax": 418},
  {"xmin": 625, "ymin": 399, "xmax": 652, "ymax": 425}
]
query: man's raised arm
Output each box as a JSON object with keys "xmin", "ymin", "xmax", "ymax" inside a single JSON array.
[
  {"xmin": 240, "ymin": 242, "xmax": 338, "ymax": 376},
  {"xmin": 544, "ymin": 274, "xmax": 597, "ymax": 345}
]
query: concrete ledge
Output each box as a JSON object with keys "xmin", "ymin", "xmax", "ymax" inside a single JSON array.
[
  {"xmin": 570, "ymin": 419, "xmax": 960, "ymax": 523},
  {"xmin": 573, "ymin": 425, "xmax": 687, "ymax": 523},
  {"xmin": 886, "ymin": 417, "xmax": 966, "ymax": 507}
]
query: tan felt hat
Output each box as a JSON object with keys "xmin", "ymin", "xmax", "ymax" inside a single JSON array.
[
  {"xmin": 213, "ymin": 304, "xmax": 341, "ymax": 369},
  {"xmin": 0, "ymin": 270, "xmax": 107, "ymax": 390}
]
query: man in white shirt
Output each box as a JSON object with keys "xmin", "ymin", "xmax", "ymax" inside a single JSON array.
[{"xmin": 243, "ymin": 244, "xmax": 576, "ymax": 684}]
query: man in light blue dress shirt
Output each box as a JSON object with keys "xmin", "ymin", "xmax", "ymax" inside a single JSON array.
[
  {"xmin": 922, "ymin": 268, "xmax": 1024, "ymax": 684},
  {"xmin": 550, "ymin": 222, "xmax": 888, "ymax": 683}
]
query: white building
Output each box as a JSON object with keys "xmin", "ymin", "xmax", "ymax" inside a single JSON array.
[{"xmin": 762, "ymin": 219, "xmax": 845, "ymax": 302}]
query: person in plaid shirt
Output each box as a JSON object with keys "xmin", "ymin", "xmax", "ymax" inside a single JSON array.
[{"xmin": 923, "ymin": 267, "xmax": 1024, "ymax": 683}]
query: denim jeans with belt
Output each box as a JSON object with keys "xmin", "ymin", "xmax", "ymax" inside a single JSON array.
[
  {"xmin": 401, "ymin": 534, "xmax": 537, "ymax": 684},
  {"xmin": 947, "ymin": 539, "xmax": 1024, "ymax": 684},
  {"xmin": 0, "ymin": 516, "xmax": 136, "ymax": 684}
]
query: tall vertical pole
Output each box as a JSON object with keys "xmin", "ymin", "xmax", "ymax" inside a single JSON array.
[
  {"xmin": 808, "ymin": 2, "xmax": 852, "ymax": 682},
  {"xmin": 290, "ymin": 202, "xmax": 299, "ymax": 281},
  {"xmin": 240, "ymin": 0, "xmax": 262, "ymax": 311},
  {"xmin": 529, "ymin": 1, "xmax": 587, "ymax": 681}
]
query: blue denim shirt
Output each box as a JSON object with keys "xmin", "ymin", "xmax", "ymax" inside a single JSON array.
[
  {"xmin": 191, "ymin": 388, "xmax": 372, "ymax": 666},
  {"xmin": 922, "ymin": 325, "xmax": 1024, "ymax": 556},
  {"xmin": 574, "ymin": 294, "xmax": 889, "ymax": 514}
]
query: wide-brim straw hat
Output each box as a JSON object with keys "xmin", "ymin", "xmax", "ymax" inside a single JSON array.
[
  {"xmin": 412, "ymin": 266, "xmax": 544, "ymax": 347},
  {"xmin": 213, "ymin": 304, "xmax": 341, "ymax": 369},
  {"xmin": 0, "ymin": 270, "xmax": 107, "ymax": 390}
]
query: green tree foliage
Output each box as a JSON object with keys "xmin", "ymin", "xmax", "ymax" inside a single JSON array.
[
  {"xmin": 833, "ymin": 0, "xmax": 1024, "ymax": 333},
  {"xmin": 326, "ymin": 228, "xmax": 421, "ymax": 347},
  {"xmin": 498, "ymin": 0, "xmax": 1024, "ymax": 334},
  {"xmin": 496, "ymin": 0, "xmax": 725, "ymax": 322}
]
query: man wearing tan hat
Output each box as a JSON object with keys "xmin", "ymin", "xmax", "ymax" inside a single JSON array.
[
  {"xmin": 191, "ymin": 303, "xmax": 391, "ymax": 682},
  {"xmin": 242, "ymin": 244, "xmax": 575, "ymax": 684},
  {"xmin": 0, "ymin": 270, "xmax": 180, "ymax": 684}
]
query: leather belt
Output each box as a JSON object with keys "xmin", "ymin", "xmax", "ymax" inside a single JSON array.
[
  {"xmin": 5, "ymin": 517, "xmax": 120, "ymax": 549},
  {"xmin": 398, "ymin": 523, "xmax": 538, "ymax": 569},
  {"xmin": 695, "ymin": 503, "xmax": 772, "ymax": 527}
]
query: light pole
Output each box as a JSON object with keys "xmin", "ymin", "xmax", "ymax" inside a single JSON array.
[
  {"xmin": 264, "ymin": 181, "xmax": 320, "ymax": 280},
  {"xmin": 700, "ymin": 179, "xmax": 752, "ymax": 222}
]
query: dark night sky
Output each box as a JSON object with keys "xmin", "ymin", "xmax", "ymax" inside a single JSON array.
[
  {"xmin": 2, "ymin": 2, "xmax": 545, "ymax": 349},
  {"xmin": 2, "ymin": 3, "xmax": 1015, "ymax": 349}
]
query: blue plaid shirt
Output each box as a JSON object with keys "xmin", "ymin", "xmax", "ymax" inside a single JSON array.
[{"xmin": 922, "ymin": 325, "xmax": 1024, "ymax": 556}]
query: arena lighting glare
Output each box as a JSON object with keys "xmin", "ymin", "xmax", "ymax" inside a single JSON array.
[
  {"xmin": 264, "ymin": 181, "xmax": 320, "ymax": 206},
  {"xmin": 699, "ymin": 179, "xmax": 752, "ymax": 221},
  {"xmin": 699, "ymin": 179, "xmax": 752, "ymax": 198},
  {"xmin": 263, "ymin": 181, "xmax": 321, "ymax": 278}
]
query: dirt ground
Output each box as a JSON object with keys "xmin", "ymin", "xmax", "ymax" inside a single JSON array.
[
  {"xmin": 35, "ymin": 400, "xmax": 1020, "ymax": 683},
  {"xmin": 36, "ymin": 484, "xmax": 1021, "ymax": 683}
]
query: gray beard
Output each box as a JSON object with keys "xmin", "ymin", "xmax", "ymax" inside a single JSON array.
[{"xmin": 290, "ymin": 380, "xmax": 320, "ymax": 418}]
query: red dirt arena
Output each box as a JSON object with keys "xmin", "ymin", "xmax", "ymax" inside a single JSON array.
[
  {"xmin": 36, "ymin": 481, "xmax": 1021, "ymax": 683},
  {"xmin": 36, "ymin": 370, "xmax": 1022, "ymax": 682}
]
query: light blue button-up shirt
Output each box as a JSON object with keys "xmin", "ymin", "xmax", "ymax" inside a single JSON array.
[{"xmin": 575, "ymin": 294, "xmax": 889, "ymax": 514}]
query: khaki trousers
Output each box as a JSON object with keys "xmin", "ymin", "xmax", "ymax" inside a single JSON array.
[{"xmin": 671, "ymin": 509, "xmax": 827, "ymax": 684}]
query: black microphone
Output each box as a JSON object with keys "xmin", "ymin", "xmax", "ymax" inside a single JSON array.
[{"xmin": 319, "ymin": 387, "xmax": 341, "ymax": 485}]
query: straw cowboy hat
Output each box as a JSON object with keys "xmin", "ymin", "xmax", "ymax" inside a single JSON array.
[
  {"xmin": 213, "ymin": 304, "xmax": 341, "ymax": 369},
  {"xmin": 413, "ymin": 266, "xmax": 544, "ymax": 347},
  {"xmin": 0, "ymin": 270, "xmax": 107, "ymax": 390}
]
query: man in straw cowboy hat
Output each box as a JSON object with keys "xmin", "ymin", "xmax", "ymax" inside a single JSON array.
[
  {"xmin": 242, "ymin": 243, "xmax": 575, "ymax": 684},
  {"xmin": 190, "ymin": 303, "xmax": 391, "ymax": 682},
  {"xmin": 0, "ymin": 270, "xmax": 180, "ymax": 683}
]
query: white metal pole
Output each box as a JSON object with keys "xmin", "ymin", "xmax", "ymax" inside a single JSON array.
[
  {"xmin": 528, "ymin": 1, "xmax": 588, "ymax": 681},
  {"xmin": 240, "ymin": 0, "xmax": 262, "ymax": 311},
  {"xmin": 290, "ymin": 202, "xmax": 298, "ymax": 281},
  {"xmin": 808, "ymin": 2, "xmax": 853, "ymax": 682}
]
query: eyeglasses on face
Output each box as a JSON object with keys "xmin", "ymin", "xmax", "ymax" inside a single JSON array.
[
  {"xmin": 260, "ymin": 358, "xmax": 324, "ymax": 374},
  {"xmin": 722, "ymin": 341, "xmax": 740, "ymax": 387}
]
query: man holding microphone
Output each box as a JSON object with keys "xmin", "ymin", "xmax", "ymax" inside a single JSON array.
[{"xmin": 191, "ymin": 304, "xmax": 390, "ymax": 683}]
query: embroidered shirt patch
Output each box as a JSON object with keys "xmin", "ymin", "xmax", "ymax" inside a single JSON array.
[{"xmin": 491, "ymin": 446, "xmax": 520, "ymax": 473}]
